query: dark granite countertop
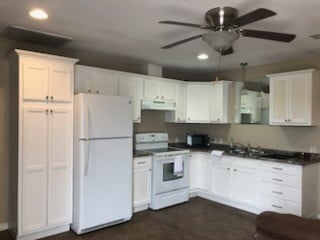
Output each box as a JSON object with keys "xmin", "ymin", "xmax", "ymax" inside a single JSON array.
[
  {"xmin": 133, "ymin": 150, "xmax": 153, "ymax": 158},
  {"xmin": 169, "ymin": 143, "xmax": 320, "ymax": 166}
]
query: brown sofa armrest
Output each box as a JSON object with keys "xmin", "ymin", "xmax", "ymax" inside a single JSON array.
[{"xmin": 256, "ymin": 211, "xmax": 320, "ymax": 240}]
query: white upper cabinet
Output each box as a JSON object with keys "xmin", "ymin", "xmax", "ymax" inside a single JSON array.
[
  {"xmin": 119, "ymin": 74, "xmax": 143, "ymax": 123},
  {"xmin": 268, "ymin": 69, "xmax": 320, "ymax": 126},
  {"xmin": 165, "ymin": 82, "xmax": 187, "ymax": 122},
  {"xmin": 75, "ymin": 65, "xmax": 118, "ymax": 95},
  {"xmin": 209, "ymin": 81, "xmax": 234, "ymax": 123},
  {"xmin": 21, "ymin": 56, "xmax": 74, "ymax": 102},
  {"xmin": 186, "ymin": 83, "xmax": 210, "ymax": 123},
  {"xmin": 143, "ymin": 77, "xmax": 177, "ymax": 101},
  {"xmin": 186, "ymin": 81, "xmax": 234, "ymax": 123}
]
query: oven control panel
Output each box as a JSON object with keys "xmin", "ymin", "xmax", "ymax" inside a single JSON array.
[{"xmin": 136, "ymin": 133, "xmax": 169, "ymax": 143}]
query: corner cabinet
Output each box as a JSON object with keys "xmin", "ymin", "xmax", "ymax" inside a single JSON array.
[
  {"xmin": 9, "ymin": 49, "xmax": 78, "ymax": 240},
  {"xmin": 133, "ymin": 156, "xmax": 152, "ymax": 212},
  {"xmin": 268, "ymin": 69, "xmax": 320, "ymax": 126},
  {"xmin": 186, "ymin": 81, "xmax": 234, "ymax": 123}
]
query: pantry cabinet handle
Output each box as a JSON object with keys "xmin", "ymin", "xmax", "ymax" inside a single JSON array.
[
  {"xmin": 272, "ymin": 167, "xmax": 283, "ymax": 171},
  {"xmin": 272, "ymin": 204, "xmax": 282, "ymax": 209},
  {"xmin": 272, "ymin": 178, "xmax": 283, "ymax": 182},
  {"xmin": 272, "ymin": 191, "xmax": 283, "ymax": 195}
]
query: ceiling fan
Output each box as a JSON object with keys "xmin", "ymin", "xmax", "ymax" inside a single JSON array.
[{"xmin": 159, "ymin": 7, "xmax": 296, "ymax": 55}]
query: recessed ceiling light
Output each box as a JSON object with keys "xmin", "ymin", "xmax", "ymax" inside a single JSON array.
[
  {"xmin": 29, "ymin": 9, "xmax": 48, "ymax": 20},
  {"xmin": 197, "ymin": 53, "xmax": 209, "ymax": 60}
]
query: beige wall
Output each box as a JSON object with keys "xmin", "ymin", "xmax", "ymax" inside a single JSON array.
[{"xmin": 1, "ymin": 35, "xmax": 320, "ymax": 224}]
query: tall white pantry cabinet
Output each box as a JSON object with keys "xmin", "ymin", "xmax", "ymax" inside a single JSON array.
[{"xmin": 8, "ymin": 49, "xmax": 78, "ymax": 240}]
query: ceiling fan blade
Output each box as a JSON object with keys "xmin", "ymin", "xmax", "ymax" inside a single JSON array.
[
  {"xmin": 220, "ymin": 47, "xmax": 234, "ymax": 55},
  {"xmin": 232, "ymin": 8, "xmax": 276, "ymax": 27},
  {"xmin": 161, "ymin": 35, "xmax": 203, "ymax": 49},
  {"xmin": 241, "ymin": 29, "xmax": 296, "ymax": 42},
  {"xmin": 159, "ymin": 21, "xmax": 209, "ymax": 29}
]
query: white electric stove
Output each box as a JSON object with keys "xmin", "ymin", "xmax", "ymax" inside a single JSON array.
[{"xmin": 135, "ymin": 133, "xmax": 190, "ymax": 210}]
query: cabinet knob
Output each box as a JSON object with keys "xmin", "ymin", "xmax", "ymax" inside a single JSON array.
[
  {"xmin": 227, "ymin": 168, "xmax": 230, "ymax": 170},
  {"xmin": 50, "ymin": 96, "xmax": 54, "ymax": 100},
  {"xmin": 96, "ymin": 90, "xmax": 99, "ymax": 94},
  {"xmin": 234, "ymin": 169, "xmax": 236, "ymax": 172},
  {"xmin": 45, "ymin": 109, "xmax": 49, "ymax": 114},
  {"xmin": 161, "ymin": 96, "xmax": 164, "ymax": 99},
  {"xmin": 188, "ymin": 118, "xmax": 190, "ymax": 120},
  {"xmin": 50, "ymin": 109, "xmax": 53, "ymax": 114},
  {"xmin": 156, "ymin": 96, "xmax": 159, "ymax": 99},
  {"xmin": 177, "ymin": 117, "xmax": 180, "ymax": 121},
  {"xmin": 288, "ymin": 119, "xmax": 291, "ymax": 122},
  {"xmin": 88, "ymin": 90, "xmax": 91, "ymax": 93},
  {"xmin": 46, "ymin": 96, "xmax": 49, "ymax": 100},
  {"xmin": 137, "ymin": 117, "xmax": 140, "ymax": 120}
]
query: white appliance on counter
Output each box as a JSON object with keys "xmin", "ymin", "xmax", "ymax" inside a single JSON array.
[
  {"xmin": 135, "ymin": 133, "xmax": 190, "ymax": 210},
  {"xmin": 72, "ymin": 93, "xmax": 133, "ymax": 234}
]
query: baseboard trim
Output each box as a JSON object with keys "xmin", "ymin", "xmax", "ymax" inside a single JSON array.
[{"xmin": 0, "ymin": 222, "xmax": 8, "ymax": 231}]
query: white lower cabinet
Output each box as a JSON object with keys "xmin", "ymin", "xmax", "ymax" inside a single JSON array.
[
  {"xmin": 189, "ymin": 152, "xmax": 319, "ymax": 217},
  {"xmin": 133, "ymin": 156, "xmax": 152, "ymax": 212},
  {"xmin": 189, "ymin": 153, "xmax": 210, "ymax": 194},
  {"xmin": 210, "ymin": 156, "xmax": 258, "ymax": 207}
]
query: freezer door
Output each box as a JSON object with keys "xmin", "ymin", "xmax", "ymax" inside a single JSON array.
[
  {"xmin": 79, "ymin": 138, "xmax": 132, "ymax": 230},
  {"xmin": 75, "ymin": 94, "xmax": 133, "ymax": 139}
]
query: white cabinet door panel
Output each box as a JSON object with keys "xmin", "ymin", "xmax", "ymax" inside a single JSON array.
[
  {"xmin": 133, "ymin": 167, "xmax": 151, "ymax": 206},
  {"xmin": 288, "ymin": 75, "xmax": 311, "ymax": 124},
  {"xmin": 75, "ymin": 65, "xmax": 93, "ymax": 94},
  {"xmin": 270, "ymin": 77, "xmax": 287, "ymax": 124},
  {"xmin": 119, "ymin": 76, "xmax": 143, "ymax": 122},
  {"xmin": 186, "ymin": 85, "xmax": 210, "ymax": 122},
  {"xmin": 50, "ymin": 64, "xmax": 73, "ymax": 102},
  {"xmin": 210, "ymin": 84, "xmax": 223, "ymax": 122},
  {"xmin": 21, "ymin": 108, "xmax": 48, "ymax": 233},
  {"xmin": 48, "ymin": 108, "xmax": 72, "ymax": 226},
  {"xmin": 144, "ymin": 79, "xmax": 159, "ymax": 100},
  {"xmin": 211, "ymin": 164, "xmax": 232, "ymax": 199},
  {"xmin": 232, "ymin": 167, "xmax": 257, "ymax": 206},
  {"xmin": 22, "ymin": 59, "xmax": 49, "ymax": 101},
  {"xmin": 93, "ymin": 70, "xmax": 118, "ymax": 95}
]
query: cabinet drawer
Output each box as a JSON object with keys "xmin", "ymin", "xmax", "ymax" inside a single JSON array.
[
  {"xmin": 259, "ymin": 182, "xmax": 300, "ymax": 203},
  {"xmin": 134, "ymin": 157, "xmax": 151, "ymax": 168},
  {"xmin": 261, "ymin": 171, "xmax": 300, "ymax": 188},
  {"xmin": 260, "ymin": 161, "xmax": 300, "ymax": 176},
  {"xmin": 258, "ymin": 195, "xmax": 300, "ymax": 215}
]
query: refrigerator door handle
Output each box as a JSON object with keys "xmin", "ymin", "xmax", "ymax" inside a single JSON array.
[
  {"xmin": 84, "ymin": 103, "xmax": 90, "ymax": 139},
  {"xmin": 84, "ymin": 141, "xmax": 91, "ymax": 176}
]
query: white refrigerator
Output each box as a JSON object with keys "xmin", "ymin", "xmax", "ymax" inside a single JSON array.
[{"xmin": 72, "ymin": 93, "xmax": 133, "ymax": 234}]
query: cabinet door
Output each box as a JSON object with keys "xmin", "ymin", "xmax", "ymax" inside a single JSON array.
[
  {"xmin": 210, "ymin": 164, "xmax": 232, "ymax": 199},
  {"xmin": 75, "ymin": 65, "xmax": 94, "ymax": 94},
  {"xmin": 144, "ymin": 79, "xmax": 159, "ymax": 100},
  {"xmin": 269, "ymin": 77, "xmax": 288, "ymax": 124},
  {"xmin": 198, "ymin": 157, "xmax": 210, "ymax": 192},
  {"xmin": 49, "ymin": 63, "xmax": 73, "ymax": 102},
  {"xmin": 119, "ymin": 76, "xmax": 143, "ymax": 122},
  {"xmin": 210, "ymin": 84, "xmax": 223, "ymax": 122},
  {"xmin": 93, "ymin": 69, "xmax": 118, "ymax": 95},
  {"xmin": 21, "ymin": 108, "xmax": 48, "ymax": 233},
  {"xmin": 133, "ymin": 167, "xmax": 151, "ymax": 207},
  {"xmin": 288, "ymin": 75, "xmax": 311, "ymax": 124},
  {"xmin": 159, "ymin": 81, "xmax": 176, "ymax": 101},
  {"xmin": 176, "ymin": 83, "xmax": 187, "ymax": 122},
  {"xmin": 47, "ymin": 108, "xmax": 73, "ymax": 226},
  {"xmin": 186, "ymin": 85, "xmax": 210, "ymax": 122},
  {"xmin": 232, "ymin": 167, "xmax": 257, "ymax": 206},
  {"xmin": 22, "ymin": 58, "xmax": 49, "ymax": 101},
  {"xmin": 189, "ymin": 155, "xmax": 198, "ymax": 190}
]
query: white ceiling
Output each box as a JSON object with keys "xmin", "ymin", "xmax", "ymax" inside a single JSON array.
[{"xmin": 1, "ymin": 0, "xmax": 320, "ymax": 72}]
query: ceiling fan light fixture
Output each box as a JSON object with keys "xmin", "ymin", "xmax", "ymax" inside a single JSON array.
[
  {"xmin": 197, "ymin": 53, "xmax": 209, "ymax": 60},
  {"xmin": 203, "ymin": 31, "xmax": 239, "ymax": 51}
]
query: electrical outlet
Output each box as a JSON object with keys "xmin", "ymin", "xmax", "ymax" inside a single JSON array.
[{"xmin": 310, "ymin": 145, "xmax": 317, "ymax": 153}]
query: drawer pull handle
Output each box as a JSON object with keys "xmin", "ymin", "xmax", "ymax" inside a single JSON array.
[
  {"xmin": 272, "ymin": 178, "xmax": 283, "ymax": 182},
  {"xmin": 272, "ymin": 191, "xmax": 283, "ymax": 195},
  {"xmin": 272, "ymin": 204, "xmax": 282, "ymax": 209},
  {"xmin": 272, "ymin": 167, "xmax": 283, "ymax": 171},
  {"xmin": 137, "ymin": 161, "xmax": 146, "ymax": 165}
]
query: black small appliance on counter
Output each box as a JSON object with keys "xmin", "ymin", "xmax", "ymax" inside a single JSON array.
[{"xmin": 186, "ymin": 133, "xmax": 210, "ymax": 148}]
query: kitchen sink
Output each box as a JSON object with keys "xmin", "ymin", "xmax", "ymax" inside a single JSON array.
[{"xmin": 260, "ymin": 153, "xmax": 296, "ymax": 160}]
